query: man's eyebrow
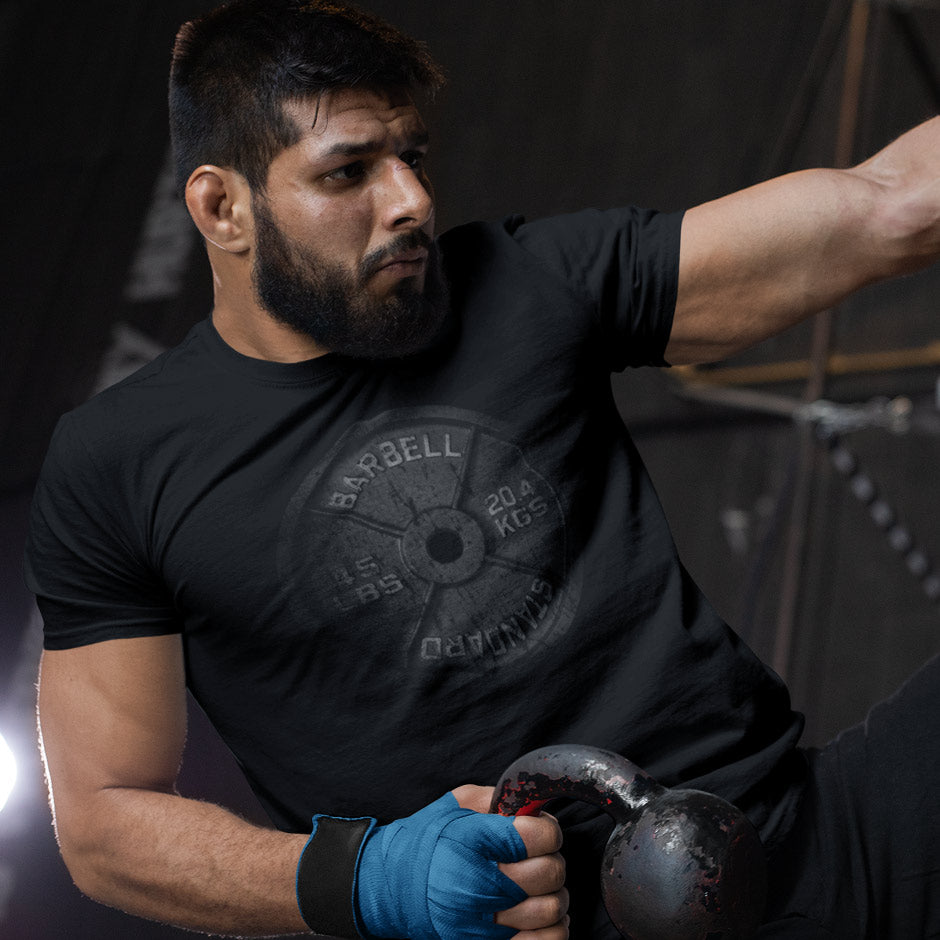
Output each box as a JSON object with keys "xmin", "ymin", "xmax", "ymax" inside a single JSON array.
[{"xmin": 320, "ymin": 131, "xmax": 430, "ymax": 159}]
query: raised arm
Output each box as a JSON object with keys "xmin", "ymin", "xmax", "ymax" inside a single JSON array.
[
  {"xmin": 666, "ymin": 115, "xmax": 940, "ymax": 365},
  {"xmin": 38, "ymin": 635, "xmax": 568, "ymax": 938}
]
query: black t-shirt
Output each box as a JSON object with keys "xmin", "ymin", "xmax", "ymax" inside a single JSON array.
[{"xmin": 25, "ymin": 208, "xmax": 805, "ymax": 853}]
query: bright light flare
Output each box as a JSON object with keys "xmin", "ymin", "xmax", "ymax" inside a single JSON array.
[{"xmin": 0, "ymin": 733, "xmax": 16, "ymax": 813}]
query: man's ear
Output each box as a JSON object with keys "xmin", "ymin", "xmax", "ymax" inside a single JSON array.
[{"xmin": 185, "ymin": 165, "xmax": 254, "ymax": 253}]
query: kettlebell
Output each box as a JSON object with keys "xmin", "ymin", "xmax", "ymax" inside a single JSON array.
[{"xmin": 491, "ymin": 744, "xmax": 766, "ymax": 940}]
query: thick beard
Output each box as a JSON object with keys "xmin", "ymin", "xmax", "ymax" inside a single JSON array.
[{"xmin": 250, "ymin": 198, "xmax": 449, "ymax": 360}]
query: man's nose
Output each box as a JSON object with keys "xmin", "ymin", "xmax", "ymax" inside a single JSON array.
[{"xmin": 381, "ymin": 159, "xmax": 434, "ymax": 231}]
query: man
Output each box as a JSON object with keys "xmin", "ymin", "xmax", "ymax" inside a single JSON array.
[{"xmin": 25, "ymin": 1, "xmax": 940, "ymax": 938}]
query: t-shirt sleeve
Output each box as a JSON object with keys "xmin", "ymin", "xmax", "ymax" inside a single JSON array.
[
  {"xmin": 24, "ymin": 413, "xmax": 180, "ymax": 650},
  {"xmin": 505, "ymin": 207, "xmax": 684, "ymax": 370}
]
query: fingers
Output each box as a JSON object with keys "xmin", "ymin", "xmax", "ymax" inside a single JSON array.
[
  {"xmin": 507, "ymin": 915, "xmax": 570, "ymax": 940},
  {"xmin": 498, "ymin": 827, "xmax": 567, "ymax": 935},
  {"xmin": 448, "ymin": 785, "xmax": 568, "ymax": 937},
  {"xmin": 511, "ymin": 811, "xmax": 564, "ymax": 858},
  {"xmin": 448, "ymin": 787, "xmax": 563, "ymax": 861},
  {"xmin": 512, "ymin": 918, "xmax": 570, "ymax": 940},
  {"xmin": 499, "ymin": 850, "xmax": 565, "ymax": 897},
  {"xmin": 451, "ymin": 783, "xmax": 495, "ymax": 814},
  {"xmin": 495, "ymin": 888, "xmax": 569, "ymax": 934}
]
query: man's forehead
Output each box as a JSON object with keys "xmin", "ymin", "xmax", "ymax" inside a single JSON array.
[{"xmin": 285, "ymin": 87, "xmax": 426, "ymax": 143}]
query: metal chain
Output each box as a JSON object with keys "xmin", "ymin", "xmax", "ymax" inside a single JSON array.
[{"xmin": 816, "ymin": 424, "xmax": 940, "ymax": 609}]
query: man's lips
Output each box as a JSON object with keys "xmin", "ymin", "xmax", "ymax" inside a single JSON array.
[{"xmin": 377, "ymin": 248, "xmax": 429, "ymax": 274}]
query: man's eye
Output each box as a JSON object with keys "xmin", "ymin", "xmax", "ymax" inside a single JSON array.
[
  {"xmin": 327, "ymin": 162, "xmax": 365, "ymax": 182},
  {"xmin": 401, "ymin": 150, "xmax": 427, "ymax": 170}
]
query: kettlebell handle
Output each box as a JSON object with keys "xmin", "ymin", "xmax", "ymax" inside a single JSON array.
[{"xmin": 490, "ymin": 743, "xmax": 660, "ymax": 823}]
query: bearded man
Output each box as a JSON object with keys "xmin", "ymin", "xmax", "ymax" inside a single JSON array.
[{"xmin": 26, "ymin": 2, "xmax": 940, "ymax": 938}]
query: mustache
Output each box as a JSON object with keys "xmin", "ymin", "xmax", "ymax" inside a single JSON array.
[{"xmin": 360, "ymin": 230, "xmax": 433, "ymax": 280}]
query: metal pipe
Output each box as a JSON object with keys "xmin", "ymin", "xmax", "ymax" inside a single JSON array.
[{"xmin": 772, "ymin": 0, "xmax": 872, "ymax": 680}]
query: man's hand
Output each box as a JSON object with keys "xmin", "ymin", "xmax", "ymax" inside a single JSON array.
[
  {"xmin": 454, "ymin": 785, "xmax": 569, "ymax": 939},
  {"xmin": 353, "ymin": 785, "xmax": 568, "ymax": 939}
]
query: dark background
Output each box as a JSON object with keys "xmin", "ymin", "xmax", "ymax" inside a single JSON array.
[{"xmin": 1, "ymin": 1, "xmax": 938, "ymax": 935}]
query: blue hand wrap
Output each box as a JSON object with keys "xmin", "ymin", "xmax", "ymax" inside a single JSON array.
[{"xmin": 354, "ymin": 792, "xmax": 528, "ymax": 939}]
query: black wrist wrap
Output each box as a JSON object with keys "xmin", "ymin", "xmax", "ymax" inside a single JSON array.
[{"xmin": 296, "ymin": 816, "xmax": 373, "ymax": 938}]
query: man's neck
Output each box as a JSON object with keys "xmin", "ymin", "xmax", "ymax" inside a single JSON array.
[{"xmin": 210, "ymin": 301, "xmax": 330, "ymax": 363}]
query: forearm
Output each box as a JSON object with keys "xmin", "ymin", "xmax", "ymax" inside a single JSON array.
[
  {"xmin": 58, "ymin": 786, "xmax": 309, "ymax": 936},
  {"xmin": 850, "ymin": 114, "xmax": 940, "ymax": 273}
]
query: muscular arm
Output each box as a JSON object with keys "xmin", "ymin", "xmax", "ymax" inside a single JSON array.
[
  {"xmin": 666, "ymin": 115, "xmax": 940, "ymax": 365},
  {"xmin": 38, "ymin": 636, "xmax": 567, "ymax": 938},
  {"xmin": 38, "ymin": 636, "xmax": 311, "ymax": 935}
]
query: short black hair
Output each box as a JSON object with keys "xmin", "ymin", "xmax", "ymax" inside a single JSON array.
[{"xmin": 169, "ymin": 0, "xmax": 444, "ymax": 195}]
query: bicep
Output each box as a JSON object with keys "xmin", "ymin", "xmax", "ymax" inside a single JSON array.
[{"xmin": 39, "ymin": 635, "xmax": 187, "ymax": 819}]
